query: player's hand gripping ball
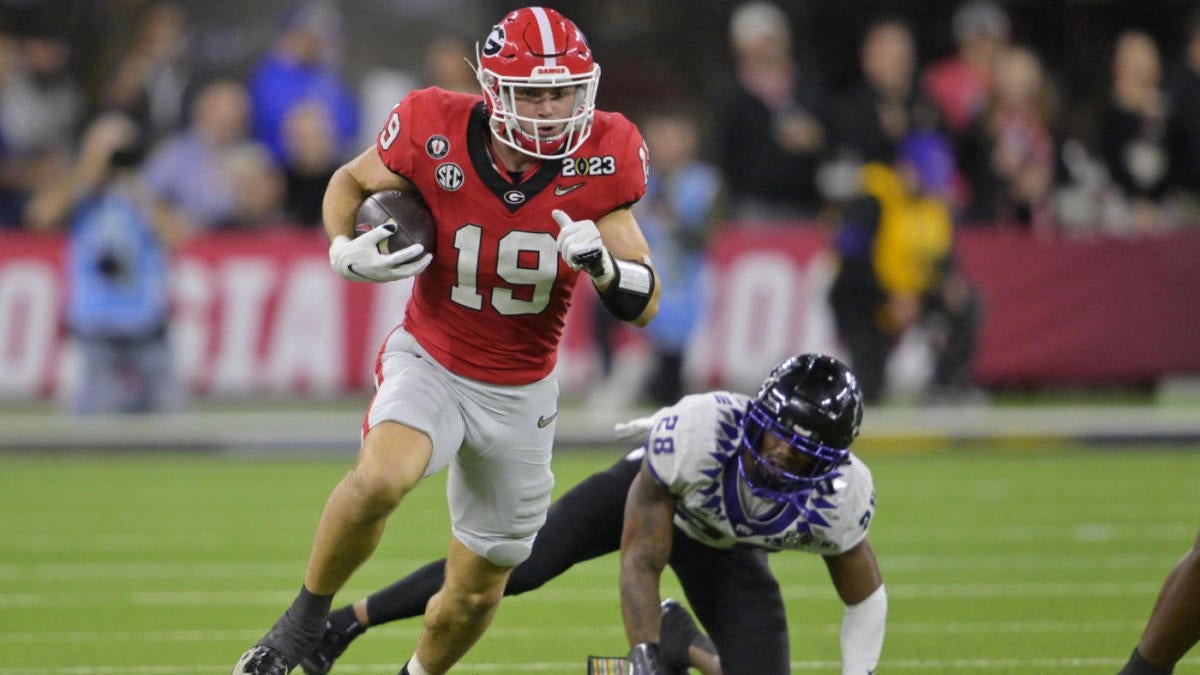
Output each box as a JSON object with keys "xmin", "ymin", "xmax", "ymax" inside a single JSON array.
[{"xmin": 328, "ymin": 190, "xmax": 435, "ymax": 283}]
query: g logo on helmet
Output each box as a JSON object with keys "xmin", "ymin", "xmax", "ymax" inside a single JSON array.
[{"xmin": 482, "ymin": 26, "xmax": 505, "ymax": 56}]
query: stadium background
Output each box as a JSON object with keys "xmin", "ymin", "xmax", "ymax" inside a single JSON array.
[
  {"xmin": 1, "ymin": 0, "xmax": 1199, "ymax": 425},
  {"xmin": 27, "ymin": 1, "xmax": 1200, "ymax": 154},
  {"xmin": 2, "ymin": 1, "xmax": 1200, "ymax": 674}
]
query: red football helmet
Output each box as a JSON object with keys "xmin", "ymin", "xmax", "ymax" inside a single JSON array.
[{"xmin": 474, "ymin": 7, "xmax": 600, "ymax": 159}]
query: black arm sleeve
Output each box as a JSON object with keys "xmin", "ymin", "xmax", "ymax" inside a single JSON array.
[{"xmin": 599, "ymin": 258, "xmax": 656, "ymax": 322}]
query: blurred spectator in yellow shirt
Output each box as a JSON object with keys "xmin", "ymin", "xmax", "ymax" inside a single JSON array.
[{"xmin": 829, "ymin": 129, "xmax": 980, "ymax": 404}]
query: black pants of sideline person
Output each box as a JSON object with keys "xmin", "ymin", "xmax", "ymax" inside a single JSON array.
[{"xmin": 831, "ymin": 283, "xmax": 980, "ymax": 404}]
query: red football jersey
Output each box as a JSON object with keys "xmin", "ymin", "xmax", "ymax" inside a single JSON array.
[{"xmin": 376, "ymin": 87, "xmax": 648, "ymax": 385}]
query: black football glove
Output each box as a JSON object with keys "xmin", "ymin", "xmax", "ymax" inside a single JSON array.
[{"xmin": 627, "ymin": 642, "xmax": 668, "ymax": 675}]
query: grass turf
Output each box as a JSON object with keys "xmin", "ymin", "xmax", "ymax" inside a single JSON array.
[{"xmin": 1, "ymin": 445, "xmax": 1198, "ymax": 673}]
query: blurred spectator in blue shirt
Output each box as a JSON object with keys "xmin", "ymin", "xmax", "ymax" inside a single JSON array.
[
  {"xmin": 637, "ymin": 110, "xmax": 724, "ymax": 405},
  {"xmin": 142, "ymin": 77, "xmax": 261, "ymax": 229},
  {"xmin": 25, "ymin": 114, "xmax": 188, "ymax": 414},
  {"xmin": 247, "ymin": 1, "xmax": 359, "ymax": 165}
]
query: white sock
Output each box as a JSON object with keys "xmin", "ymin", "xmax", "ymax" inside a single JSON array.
[{"xmin": 405, "ymin": 655, "xmax": 430, "ymax": 675}]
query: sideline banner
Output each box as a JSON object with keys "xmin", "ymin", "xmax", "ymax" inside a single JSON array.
[
  {"xmin": 956, "ymin": 228, "xmax": 1200, "ymax": 384},
  {"xmin": 2, "ymin": 227, "xmax": 1198, "ymax": 401}
]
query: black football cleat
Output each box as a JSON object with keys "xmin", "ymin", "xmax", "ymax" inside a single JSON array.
[
  {"xmin": 232, "ymin": 644, "xmax": 292, "ymax": 675},
  {"xmin": 659, "ymin": 598, "xmax": 705, "ymax": 675}
]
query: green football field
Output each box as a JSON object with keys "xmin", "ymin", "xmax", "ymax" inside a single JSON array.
[{"xmin": 2, "ymin": 445, "xmax": 1199, "ymax": 674}]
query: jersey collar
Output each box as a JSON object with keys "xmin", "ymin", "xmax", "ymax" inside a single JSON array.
[{"xmin": 468, "ymin": 102, "xmax": 561, "ymax": 213}]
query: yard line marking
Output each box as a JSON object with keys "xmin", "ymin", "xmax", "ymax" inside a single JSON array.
[
  {"xmin": 0, "ymin": 558, "xmax": 433, "ymax": 580},
  {"xmin": 876, "ymin": 522, "xmax": 1196, "ymax": 542},
  {"xmin": 1, "ymin": 657, "xmax": 1198, "ymax": 673},
  {"xmin": 0, "ymin": 581, "xmax": 1165, "ymax": 607},
  {"xmin": 0, "ymin": 629, "xmax": 263, "ymax": 643},
  {"xmin": 0, "ymin": 552, "xmax": 1181, "ymax": 581},
  {"xmin": 0, "ymin": 625, "xmax": 622, "ymax": 643},
  {"xmin": 0, "ymin": 620, "xmax": 1144, "ymax": 644},
  {"xmin": 8, "ymin": 522, "xmax": 1197, "ymax": 553},
  {"xmin": 873, "ymin": 552, "xmax": 1185, "ymax": 572}
]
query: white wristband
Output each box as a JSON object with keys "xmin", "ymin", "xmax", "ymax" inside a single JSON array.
[{"xmin": 840, "ymin": 584, "xmax": 886, "ymax": 675}]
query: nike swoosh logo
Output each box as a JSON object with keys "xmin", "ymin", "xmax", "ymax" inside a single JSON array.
[
  {"xmin": 537, "ymin": 412, "xmax": 558, "ymax": 428},
  {"xmin": 554, "ymin": 182, "xmax": 585, "ymax": 197},
  {"xmin": 346, "ymin": 263, "xmax": 372, "ymax": 280}
]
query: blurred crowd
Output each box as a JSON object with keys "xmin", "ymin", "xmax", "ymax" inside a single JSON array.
[
  {"xmin": 7, "ymin": 0, "xmax": 1200, "ymax": 411},
  {"xmin": 4, "ymin": 0, "xmax": 1199, "ymax": 236},
  {"xmin": 716, "ymin": 0, "xmax": 1200, "ymax": 236}
]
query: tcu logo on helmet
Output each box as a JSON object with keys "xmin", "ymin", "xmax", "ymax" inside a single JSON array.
[{"xmin": 482, "ymin": 26, "xmax": 505, "ymax": 56}]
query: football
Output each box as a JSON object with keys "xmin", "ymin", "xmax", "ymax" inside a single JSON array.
[{"xmin": 355, "ymin": 190, "xmax": 437, "ymax": 255}]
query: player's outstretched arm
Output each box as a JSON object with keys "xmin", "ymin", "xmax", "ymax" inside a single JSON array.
[
  {"xmin": 824, "ymin": 539, "xmax": 887, "ymax": 675},
  {"xmin": 619, "ymin": 463, "xmax": 677, "ymax": 648},
  {"xmin": 1120, "ymin": 528, "xmax": 1200, "ymax": 674}
]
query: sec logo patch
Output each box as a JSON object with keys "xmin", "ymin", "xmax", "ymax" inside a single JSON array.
[{"xmin": 436, "ymin": 163, "xmax": 464, "ymax": 191}]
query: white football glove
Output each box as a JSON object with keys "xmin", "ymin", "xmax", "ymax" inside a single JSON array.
[
  {"xmin": 329, "ymin": 223, "xmax": 432, "ymax": 283},
  {"xmin": 552, "ymin": 209, "xmax": 615, "ymax": 285},
  {"xmin": 614, "ymin": 414, "xmax": 656, "ymax": 441}
]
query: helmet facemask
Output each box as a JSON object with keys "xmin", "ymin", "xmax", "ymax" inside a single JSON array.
[
  {"xmin": 737, "ymin": 392, "xmax": 851, "ymax": 510},
  {"xmin": 476, "ymin": 58, "xmax": 599, "ymax": 159}
]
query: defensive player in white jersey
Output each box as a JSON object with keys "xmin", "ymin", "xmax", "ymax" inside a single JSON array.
[
  {"xmin": 621, "ymin": 353, "xmax": 885, "ymax": 674},
  {"xmin": 233, "ymin": 6, "xmax": 659, "ymax": 675},
  {"xmin": 298, "ymin": 354, "xmax": 885, "ymax": 675}
]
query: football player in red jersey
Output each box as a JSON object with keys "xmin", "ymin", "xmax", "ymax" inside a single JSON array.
[{"xmin": 232, "ymin": 7, "xmax": 660, "ymax": 675}]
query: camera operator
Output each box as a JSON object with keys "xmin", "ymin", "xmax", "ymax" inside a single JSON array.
[{"xmin": 26, "ymin": 113, "xmax": 189, "ymax": 414}]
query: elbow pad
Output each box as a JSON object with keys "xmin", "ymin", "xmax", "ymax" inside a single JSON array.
[{"xmin": 599, "ymin": 258, "xmax": 655, "ymax": 322}]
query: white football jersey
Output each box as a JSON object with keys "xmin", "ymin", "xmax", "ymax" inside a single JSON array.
[{"xmin": 641, "ymin": 391, "xmax": 876, "ymax": 555}]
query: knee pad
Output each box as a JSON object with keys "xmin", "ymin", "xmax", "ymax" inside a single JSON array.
[{"xmin": 484, "ymin": 540, "xmax": 531, "ymax": 568}]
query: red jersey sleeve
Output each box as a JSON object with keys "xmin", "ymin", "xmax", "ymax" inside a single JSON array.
[
  {"xmin": 375, "ymin": 92, "xmax": 425, "ymax": 179},
  {"xmin": 613, "ymin": 114, "xmax": 649, "ymax": 207}
]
